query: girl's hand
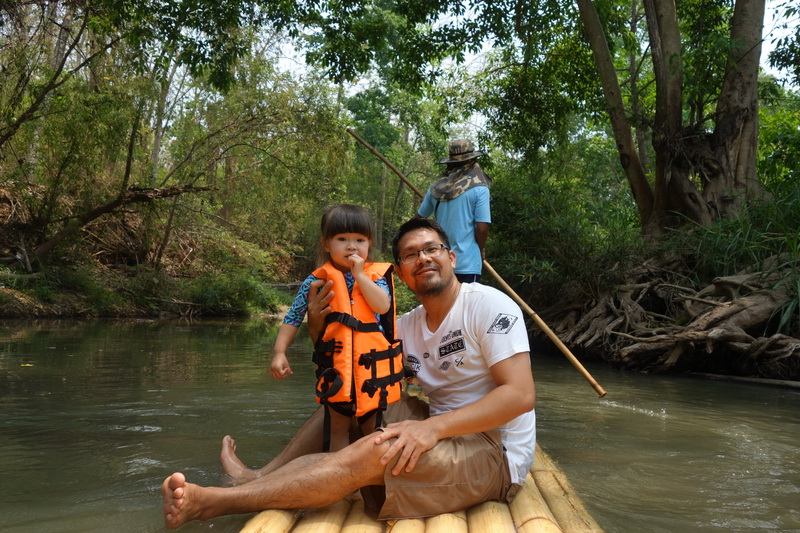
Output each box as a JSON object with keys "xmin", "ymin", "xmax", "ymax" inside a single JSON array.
[
  {"xmin": 270, "ymin": 354, "xmax": 293, "ymax": 379},
  {"xmin": 348, "ymin": 253, "xmax": 365, "ymax": 277}
]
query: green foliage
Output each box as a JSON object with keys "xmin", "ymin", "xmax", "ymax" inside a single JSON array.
[
  {"xmin": 774, "ymin": 276, "xmax": 800, "ymax": 336},
  {"xmin": 92, "ymin": 0, "xmax": 282, "ymax": 91},
  {"xmin": 2, "ymin": 0, "xmax": 796, "ymax": 329},
  {"xmin": 488, "ymin": 132, "xmax": 641, "ymax": 304},
  {"xmin": 343, "ymin": 82, "xmax": 449, "ymax": 252},
  {"xmin": 393, "ymin": 276, "xmax": 420, "ymax": 315},
  {"xmin": 189, "ymin": 272, "xmax": 288, "ymax": 315},
  {"xmin": 124, "ymin": 266, "xmax": 181, "ymax": 310},
  {"xmin": 758, "ymin": 79, "xmax": 800, "ymax": 193},
  {"xmin": 679, "ymin": 0, "xmax": 733, "ymax": 124},
  {"xmin": 767, "ymin": 1, "xmax": 800, "ymax": 85}
]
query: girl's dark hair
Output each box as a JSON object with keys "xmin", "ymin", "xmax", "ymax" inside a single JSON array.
[{"xmin": 318, "ymin": 204, "xmax": 375, "ymax": 264}]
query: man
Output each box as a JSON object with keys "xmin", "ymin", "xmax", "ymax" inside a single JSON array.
[
  {"xmin": 161, "ymin": 218, "xmax": 535, "ymax": 528},
  {"xmin": 418, "ymin": 139, "xmax": 491, "ymax": 283}
]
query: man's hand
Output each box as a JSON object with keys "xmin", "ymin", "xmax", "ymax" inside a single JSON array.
[
  {"xmin": 373, "ymin": 418, "xmax": 440, "ymax": 475},
  {"xmin": 306, "ymin": 279, "xmax": 334, "ymax": 340}
]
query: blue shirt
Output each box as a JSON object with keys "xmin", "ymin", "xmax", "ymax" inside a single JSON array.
[{"xmin": 418, "ymin": 186, "xmax": 491, "ymax": 275}]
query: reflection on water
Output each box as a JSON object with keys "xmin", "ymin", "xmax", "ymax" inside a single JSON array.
[{"xmin": 1, "ymin": 319, "xmax": 799, "ymax": 532}]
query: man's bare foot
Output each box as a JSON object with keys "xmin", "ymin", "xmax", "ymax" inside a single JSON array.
[
  {"xmin": 220, "ymin": 435, "xmax": 259, "ymax": 483},
  {"xmin": 162, "ymin": 472, "xmax": 203, "ymax": 529}
]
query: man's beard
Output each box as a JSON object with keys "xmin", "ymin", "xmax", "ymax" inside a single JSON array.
[{"xmin": 414, "ymin": 267, "xmax": 454, "ymax": 298}]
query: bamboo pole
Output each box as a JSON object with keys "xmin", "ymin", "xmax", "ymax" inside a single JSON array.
[
  {"xmin": 347, "ymin": 128, "xmax": 425, "ymax": 199},
  {"xmin": 340, "ymin": 500, "xmax": 383, "ymax": 533},
  {"xmin": 239, "ymin": 509, "xmax": 299, "ymax": 533},
  {"xmin": 533, "ymin": 446, "xmax": 605, "ymax": 533},
  {"xmin": 386, "ymin": 517, "xmax": 426, "ymax": 533},
  {"xmin": 293, "ymin": 500, "xmax": 352, "ymax": 533},
  {"xmin": 509, "ymin": 473, "xmax": 564, "ymax": 533},
  {"xmin": 347, "ymin": 128, "xmax": 607, "ymax": 397},
  {"xmin": 482, "ymin": 261, "xmax": 607, "ymax": 397},
  {"xmin": 467, "ymin": 500, "xmax": 517, "ymax": 532},
  {"xmin": 426, "ymin": 509, "xmax": 469, "ymax": 533}
]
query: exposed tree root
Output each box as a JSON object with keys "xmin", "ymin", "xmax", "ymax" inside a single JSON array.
[{"xmin": 545, "ymin": 259, "xmax": 800, "ymax": 380}]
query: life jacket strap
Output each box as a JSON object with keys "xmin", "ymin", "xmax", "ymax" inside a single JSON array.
[
  {"xmin": 327, "ymin": 311, "xmax": 382, "ymax": 333},
  {"xmin": 361, "ymin": 370, "xmax": 406, "ymax": 397},
  {"xmin": 360, "ymin": 341, "xmax": 405, "ymax": 400},
  {"xmin": 358, "ymin": 342, "xmax": 403, "ymax": 368},
  {"xmin": 312, "ymin": 339, "xmax": 343, "ymax": 367},
  {"xmin": 316, "ymin": 367, "xmax": 344, "ymax": 400},
  {"xmin": 322, "ymin": 405, "xmax": 332, "ymax": 452}
]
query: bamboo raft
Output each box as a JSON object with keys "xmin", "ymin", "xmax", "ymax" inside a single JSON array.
[{"xmin": 239, "ymin": 445, "xmax": 604, "ymax": 533}]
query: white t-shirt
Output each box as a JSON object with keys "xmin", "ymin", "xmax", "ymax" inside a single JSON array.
[{"xmin": 397, "ymin": 282, "xmax": 536, "ymax": 485}]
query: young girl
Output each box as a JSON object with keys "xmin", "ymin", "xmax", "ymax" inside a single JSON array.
[{"xmin": 270, "ymin": 204, "xmax": 404, "ymax": 452}]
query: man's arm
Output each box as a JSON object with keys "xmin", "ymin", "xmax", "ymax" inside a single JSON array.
[
  {"xmin": 474, "ymin": 185, "xmax": 490, "ymax": 261},
  {"xmin": 375, "ymin": 351, "xmax": 535, "ymax": 475},
  {"xmin": 417, "ymin": 189, "xmax": 434, "ymax": 218},
  {"xmin": 475, "ymin": 221, "xmax": 489, "ymax": 261}
]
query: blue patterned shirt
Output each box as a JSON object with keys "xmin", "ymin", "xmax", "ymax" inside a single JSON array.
[{"xmin": 283, "ymin": 272, "xmax": 390, "ymax": 327}]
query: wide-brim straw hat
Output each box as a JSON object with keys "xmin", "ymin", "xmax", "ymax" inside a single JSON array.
[{"xmin": 439, "ymin": 139, "xmax": 485, "ymax": 164}]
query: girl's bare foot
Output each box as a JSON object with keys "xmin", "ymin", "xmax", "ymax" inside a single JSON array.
[{"xmin": 220, "ymin": 435, "xmax": 259, "ymax": 483}]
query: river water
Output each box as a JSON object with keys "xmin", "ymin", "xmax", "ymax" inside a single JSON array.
[{"xmin": 1, "ymin": 319, "xmax": 798, "ymax": 532}]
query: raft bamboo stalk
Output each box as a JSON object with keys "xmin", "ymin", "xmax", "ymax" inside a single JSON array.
[
  {"xmin": 534, "ymin": 444, "xmax": 558, "ymax": 472},
  {"xmin": 510, "ymin": 473, "xmax": 563, "ymax": 533},
  {"xmin": 534, "ymin": 470, "xmax": 604, "ymax": 533},
  {"xmin": 238, "ymin": 446, "xmax": 604, "ymax": 533},
  {"xmin": 293, "ymin": 500, "xmax": 352, "ymax": 533},
  {"xmin": 239, "ymin": 509, "xmax": 299, "ymax": 533},
  {"xmin": 425, "ymin": 509, "xmax": 468, "ymax": 532},
  {"xmin": 386, "ymin": 517, "xmax": 425, "ymax": 532},
  {"xmin": 532, "ymin": 449, "xmax": 604, "ymax": 533},
  {"xmin": 467, "ymin": 500, "xmax": 516, "ymax": 532},
  {"xmin": 340, "ymin": 500, "xmax": 383, "ymax": 533}
]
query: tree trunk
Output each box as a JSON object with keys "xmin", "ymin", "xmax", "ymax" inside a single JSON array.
[
  {"xmin": 643, "ymin": 0, "xmax": 712, "ymax": 232},
  {"xmin": 150, "ymin": 59, "xmax": 179, "ymax": 187},
  {"xmin": 30, "ymin": 186, "xmax": 211, "ymax": 262},
  {"xmin": 576, "ymin": 0, "xmax": 654, "ymax": 228},
  {"xmin": 578, "ymin": 0, "xmax": 766, "ymax": 236},
  {"xmin": 706, "ymin": 0, "xmax": 766, "ymax": 215},
  {"xmin": 377, "ymin": 164, "xmax": 386, "ymax": 251},
  {"xmin": 629, "ymin": 0, "xmax": 651, "ymax": 175}
]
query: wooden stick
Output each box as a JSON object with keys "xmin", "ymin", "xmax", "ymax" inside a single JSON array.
[
  {"xmin": 482, "ymin": 261, "xmax": 607, "ymax": 397},
  {"xmin": 347, "ymin": 127, "xmax": 607, "ymax": 397},
  {"xmin": 347, "ymin": 128, "xmax": 426, "ymax": 199}
]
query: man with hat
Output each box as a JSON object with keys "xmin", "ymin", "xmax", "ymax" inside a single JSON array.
[{"xmin": 417, "ymin": 139, "xmax": 491, "ymax": 283}]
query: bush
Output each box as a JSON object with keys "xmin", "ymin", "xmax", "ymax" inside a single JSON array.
[
  {"xmin": 393, "ymin": 276, "xmax": 420, "ymax": 315},
  {"xmin": 189, "ymin": 272, "xmax": 290, "ymax": 316}
]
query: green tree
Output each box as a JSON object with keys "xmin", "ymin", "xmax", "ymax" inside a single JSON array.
[
  {"xmin": 344, "ymin": 84, "xmax": 450, "ymax": 250},
  {"xmin": 293, "ymin": 0, "xmax": 770, "ymax": 237}
]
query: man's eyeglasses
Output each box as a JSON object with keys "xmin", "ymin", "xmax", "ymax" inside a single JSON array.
[{"xmin": 398, "ymin": 244, "xmax": 450, "ymax": 264}]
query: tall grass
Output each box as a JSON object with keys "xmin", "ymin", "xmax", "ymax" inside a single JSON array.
[{"xmin": 673, "ymin": 182, "xmax": 800, "ymax": 335}]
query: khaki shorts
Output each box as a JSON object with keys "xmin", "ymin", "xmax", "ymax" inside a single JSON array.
[{"xmin": 361, "ymin": 394, "xmax": 517, "ymax": 520}]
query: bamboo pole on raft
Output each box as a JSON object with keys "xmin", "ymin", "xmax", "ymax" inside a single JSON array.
[{"xmin": 347, "ymin": 127, "xmax": 607, "ymax": 398}]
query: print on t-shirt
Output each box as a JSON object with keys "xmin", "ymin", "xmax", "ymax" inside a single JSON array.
[{"xmin": 487, "ymin": 313, "xmax": 518, "ymax": 334}]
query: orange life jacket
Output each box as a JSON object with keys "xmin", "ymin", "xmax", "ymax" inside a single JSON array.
[{"xmin": 311, "ymin": 261, "xmax": 404, "ymax": 420}]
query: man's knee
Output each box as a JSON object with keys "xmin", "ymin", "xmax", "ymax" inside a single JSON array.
[{"xmin": 337, "ymin": 433, "xmax": 390, "ymax": 481}]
